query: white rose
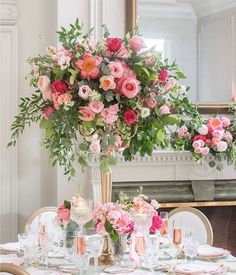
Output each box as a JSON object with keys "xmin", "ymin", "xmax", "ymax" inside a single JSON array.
[
  {"xmin": 216, "ymin": 141, "xmax": 228, "ymax": 152},
  {"xmin": 141, "ymin": 107, "xmax": 150, "ymax": 118},
  {"xmin": 198, "ymin": 125, "xmax": 208, "ymax": 136}
]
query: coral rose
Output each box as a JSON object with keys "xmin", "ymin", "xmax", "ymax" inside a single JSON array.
[
  {"xmin": 57, "ymin": 92, "xmax": 72, "ymax": 106},
  {"xmin": 107, "ymin": 37, "xmax": 122, "ymax": 52},
  {"xmin": 99, "ymin": 75, "xmax": 116, "ymax": 91},
  {"xmin": 121, "ymin": 78, "xmax": 140, "ymax": 98},
  {"xmin": 52, "ymin": 80, "xmax": 68, "ymax": 95},
  {"xmin": 123, "ymin": 110, "xmax": 138, "ymax": 125},
  {"xmin": 79, "ymin": 106, "xmax": 96, "ymax": 121}
]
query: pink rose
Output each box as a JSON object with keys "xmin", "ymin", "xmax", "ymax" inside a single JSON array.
[
  {"xmin": 107, "ymin": 37, "xmax": 122, "ymax": 52},
  {"xmin": 193, "ymin": 140, "xmax": 204, "ymax": 149},
  {"xmin": 216, "ymin": 141, "xmax": 228, "ymax": 152},
  {"xmin": 201, "ymin": 147, "xmax": 210, "ymax": 155},
  {"xmin": 160, "ymin": 104, "xmax": 170, "ymax": 115},
  {"xmin": 123, "ymin": 110, "xmax": 138, "ymax": 125},
  {"xmin": 101, "ymin": 111, "xmax": 118, "ymax": 124},
  {"xmin": 52, "ymin": 80, "xmax": 68, "ymax": 95},
  {"xmin": 129, "ymin": 35, "xmax": 146, "ymax": 52},
  {"xmin": 117, "ymin": 48, "xmax": 130, "ymax": 59},
  {"xmin": 158, "ymin": 69, "xmax": 169, "ymax": 83},
  {"xmin": 109, "ymin": 104, "xmax": 119, "ymax": 114},
  {"xmin": 42, "ymin": 106, "xmax": 54, "ymax": 120},
  {"xmin": 57, "ymin": 92, "xmax": 72, "ymax": 106},
  {"xmin": 221, "ymin": 116, "xmax": 231, "ymax": 128},
  {"xmin": 150, "ymin": 215, "xmax": 163, "ymax": 234},
  {"xmin": 79, "ymin": 106, "xmax": 96, "ymax": 121},
  {"xmin": 78, "ymin": 85, "xmax": 91, "ymax": 99},
  {"xmin": 89, "ymin": 140, "xmax": 101, "ymax": 154},
  {"xmin": 38, "ymin": 75, "xmax": 52, "ymax": 101},
  {"xmin": 121, "ymin": 78, "xmax": 140, "ymax": 98},
  {"xmin": 164, "ymin": 78, "xmax": 176, "ymax": 92},
  {"xmin": 224, "ymin": 131, "xmax": 233, "ymax": 142},
  {"xmin": 146, "ymin": 98, "xmax": 157, "ymax": 108},
  {"xmin": 212, "ymin": 130, "xmax": 224, "ymax": 139},
  {"xmin": 89, "ymin": 101, "xmax": 104, "ymax": 113},
  {"xmin": 212, "ymin": 137, "xmax": 221, "ymax": 146},
  {"xmin": 109, "ymin": 61, "xmax": 124, "ymax": 78},
  {"xmin": 57, "ymin": 204, "xmax": 70, "ymax": 221},
  {"xmin": 194, "ymin": 148, "xmax": 202, "ymax": 154}
]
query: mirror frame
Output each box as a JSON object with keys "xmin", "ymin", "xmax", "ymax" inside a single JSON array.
[{"xmin": 125, "ymin": 0, "xmax": 232, "ymax": 114}]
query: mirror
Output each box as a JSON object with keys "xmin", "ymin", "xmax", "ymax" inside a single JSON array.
[{"xmin": 126, "ymin": 0, "xmax": 236, "ymax": 110}]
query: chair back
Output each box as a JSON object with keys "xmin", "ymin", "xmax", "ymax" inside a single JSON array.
[
  {"xmin": 24, "ymin": 206, "xmax": 57, "ymax": 234},
  {"xmin": 168, "ymin": 207, "xmax": 213, "ymax": 245},
  {"xmin": 0, "ymin": 263, "xmax": 29, "ymax": 275}
]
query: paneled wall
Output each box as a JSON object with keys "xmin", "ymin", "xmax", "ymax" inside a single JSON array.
[{"xmin": 198, "ymin": 7, "xmax": 236, "ymax": 102}]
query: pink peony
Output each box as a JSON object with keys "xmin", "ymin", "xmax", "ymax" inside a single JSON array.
[
  {"xmin": 150, "ymin": 215, "xmax": 163, "ymax": 234},
  {"xmin": 78, "ymin": 85, "xmax": 91, "ymax": 99},
  {"xmin": 208, "ymin": 118, "xmax": 223, "ymax": 130},
  {"xmin": 57, "ymin": 204, "xmax": 70, "ymax": 221},
  {"xmin": 217, "ymin": 141, "xmax": 228, "ymax": 152},
  {"xmin": 75, "ymin": 53, "xmax": 102, "ymax": 79},
  {"xmin": 79, "ymin": 106, "xmax": 96, "ymax": 121},
  {"xmin": 38, "ymin": 75, "xmax": 52, "ymax": 101},
  {"xmin": 121, "ymin": 78, "xmax": 140, "ymax": 98},
  {"xmin": 158, "ymin": 69, "xmax": 169, "ymax": 83},
  {"xmin": 42, "ymin": 106, "xmax": 54, "ymax": 120},
  {"xmin": 160, "ymin": 104, "xmax": 170, "ymax": 115},
  {"xmin": 109, "ymin": 61, "xmax": 124, "ymax": 78},
  {"xmin": 129, "ymin": 35, "xmax": 146, "ymax": 52},
  {"xmin": 117, "ymin": 48, "xmax": 130, "ymax": 59}
]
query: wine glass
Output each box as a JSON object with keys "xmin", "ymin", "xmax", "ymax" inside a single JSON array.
[
  {"xmin": 144, "ymin": 234, "xmax": 159, "ymax": 272},
  {"xmin": 160, "ymin": 212, "xmax": 168, "ymax": 235},
  {"xmin": 75, "ymin": 236, "xmax": 89, "ymax": 274},
  {"xmin": 86, "ymin": 234, "xmax": 104, "ymax": 273},
  {"xmin": 183, "ymin": 239, "xmax": 199, "ymax": 261},
  {"xmin": 134, "ymin": 235, "xmax": 145, "ymax": 271}
]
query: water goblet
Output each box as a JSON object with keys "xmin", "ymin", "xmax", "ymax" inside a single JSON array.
[
  {"xmin": 86, "ymin": 234, "xmax": 104, "ymax": 273},
  {"xmin": 144, "ymin": 234, "xmax": 159, "ymax": 272},
  {"xmin": 75, "ymin": 236, "xmax": 89, "ymax": 274},
  {"xmin": 183, "ymin": 239, "xmax": 199, "ymax": 262}
]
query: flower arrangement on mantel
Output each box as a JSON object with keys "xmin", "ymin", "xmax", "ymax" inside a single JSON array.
[{"xmin": 8, "ymin": 19, "xmax": 236, "ymax": 178}]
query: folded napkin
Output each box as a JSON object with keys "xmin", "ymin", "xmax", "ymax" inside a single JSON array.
[
  {"xmin": 0, "ymin": 242, "xmax": 21, "ymax": 253},
  {"xmin": 173, "ymin": 262, "xmax": 228, "ymax": 274},
  {"xmin": 0, "ymin": 254, "xmax": 24, "ymax": 265},
  {"xmin": 198, "ymin": 245, "xmax": 229, "ymax": 258}
]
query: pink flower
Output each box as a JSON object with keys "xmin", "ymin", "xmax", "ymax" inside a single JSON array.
[
  {"xmin": 212, "ymin": 137, "xmax": 221, "ymax": 146},
  {"xmin": 160, "ymin": 104, "xmax": 170, "ymax": 115},
  {"xmin": 75, "ymin": 53, "xmax": 102, "ymax": 79},
  {"xmin": 38, "ymin": 75, "xmax": 52, "ymax": 101},
  {"xmin": 129, "ymin": 35, "xmax": 146, "ymax": 52},
  {"xmin": 101, "ymin": 112, "xmax": 118, "ymax": 124},
  {"xmin": 89, "ymin": 101, "xmax": 104, "ymax": 113},
  {"xmin": 52, "ymin": 80, "xmax": 68, "ymax": 95},
  {"xmin": 99, "ymin": 75, "xmax": 116, "ymax": 91},
  {"xmin": 221, "ymin": 116, "xmax": 231, "ymax": 128},
  {"xmin": 184, "ymin": 132, "xmax": 192, "ymax": 139},
  {"xmin": 150, "ymin": 215, "xmax": 163, "ymax": 234},
  {"xmin": 194, "ymin": 148, "xmax": 202, "ymax": 154},
  {"xmin": 224, "ymin": 131, "xmax": 233, "ymax": 142},
  {"xmin": 212, "ymin": 130, "xmax": 224, "ymax": 139},
  {"xmin": 109, "ymin": 61, "xmax": 124, "ymax": 78},
  {"xmin": 146, "ymin": 58, "xmax": 154, "ymax": 66},
  {"xmin": 193, "ymin": 140, "xmax": 205, "ymax": 148},
  {"xmin": 158, "ymin": 69, "xmax": 169, "ymax": 83},
  {"xmin": 115, "ymin": 135, "xmax": 122, "ymax": 149},
  {"xmin": 208, "ymin": 118, "xmax": 223, "ymax": 130},
  {"xmin": 117, "ymin": 48, "xmax": 130, "ymax": 59},
  {"xmin": 178, "ymin": 126, "xmax": 189, "ymax": 138},
  {"xmin": 146, "ymin": 98, "xmax": 157, "ymax": 108},
  {"xmin": 56, "ymin": 47, "xmax": 72, "ymax": 69},
  {"xmin": 79, "ymin": 106, "xmax": 96, "ymax": 121},
  {"xmin": 78, "ymin": 85, "xmax": 91, "ymax": 99},
  {"xmin": 57, "ymin": 204, "xmax": 70, "ymax": 221},
  {"xmin": 42, "ymin": 106, "xmax": 54, "ymax": 120},
  {"xmin": 198, "ymin": 125, "xmax": 208, "ymax": 136},
  {"xmin": 201, "ymin": 147, "xmax": 210, "ymax": 155},
  {"xmin": 107, "ymin": 37, "xmax": 123, "ymax": 52},
  {"xmin": 164, "ymin": 78, "xmax": 176, "ymax": 92},
  {"xmin": 57, "ymin": 92, "xmax": 72, "ymax": 106},
  {"xmin": 89, "ymin": 140, "xmax": 101, "ymax": 154},
  {"xmin": 121, "ymin": 78, "xmax": 140, "ymax": 98},
  {"xmin": 217, "ymin": 141, "xmax": 228, "ymax": 152},
  {"xmin": 193, "ymin": 135, "xmax": 207, "ymax": 142},
  {"xmin": 96, "ymin": 221, "xmax": 106, "ymax": 235},
  {"xmin": 109, "ymin": 104, "xmax": 119, "ymax": 114},
  {"xmin": 32, "ymin": 64, "xmax": 40, "ymax": 74},
  {"xmin": 123, "ymin": 110, "xmax": 138, "ymax": 125}
]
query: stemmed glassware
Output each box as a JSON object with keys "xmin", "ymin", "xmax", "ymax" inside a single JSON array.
[
  {"xmin": 86, "ymin": 234, "xmax": 104, "ymax": 273},
  {"xmin": 160, "ymin": 212, "xmax": 168, "ymax": 235},
  {"xmin": 183, "ymin": 239, "xmax": 199, "ymax": 261},
  {"xmin": 75, "ymin": 235, "xmax": 89, "ymax": 274},
  {"xmin": 144, "ymin": 234, "xmax": 159, "ymax": 272},
  {"xmin": 134, "ymin": 235, "xmax": 145, "ymax": 271}
]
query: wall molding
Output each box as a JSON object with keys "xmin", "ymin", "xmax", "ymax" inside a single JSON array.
[
  {"xmin": 0, "ymin": 0, "xmax": 17, "ymax": 25},
  {"xmin": 89, "ymin": 0, "xmax": 104, "ymax": 44}
]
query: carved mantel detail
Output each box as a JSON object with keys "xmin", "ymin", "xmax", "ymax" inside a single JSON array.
[{"xmin": 0, "ymin": 0, "xmax": 17, "ymax": 25}]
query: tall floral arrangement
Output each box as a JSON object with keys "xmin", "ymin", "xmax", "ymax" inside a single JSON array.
[{"xmin": 8, "ymin": 19, "xmax": 236, "ymax": 178}]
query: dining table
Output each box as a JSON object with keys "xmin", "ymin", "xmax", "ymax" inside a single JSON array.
[{"xmin": 1, "ymin": 241, "xmax": 236, "ymax": 274}]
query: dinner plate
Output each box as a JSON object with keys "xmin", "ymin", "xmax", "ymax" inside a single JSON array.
[{"xmin": 197, "ymin": 245, "xmax": 231, "ymax": 259}]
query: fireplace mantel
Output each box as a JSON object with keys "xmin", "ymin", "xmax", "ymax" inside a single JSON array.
[{"xmin": 88, "ymin": 150, "xmax": 236, "ymax": 204}]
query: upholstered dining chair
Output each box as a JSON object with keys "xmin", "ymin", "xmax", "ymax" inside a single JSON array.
[
  {"xmin": 24, "ymin": 206, "xmax": 57, "ymax": 233},
  {"xmin": 0, "ymin": 263, "xmax": 29, "ymax": 274},
  {"xmin": 168, "ymin": 207, "xmax": 213, "ymax": 245}
]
